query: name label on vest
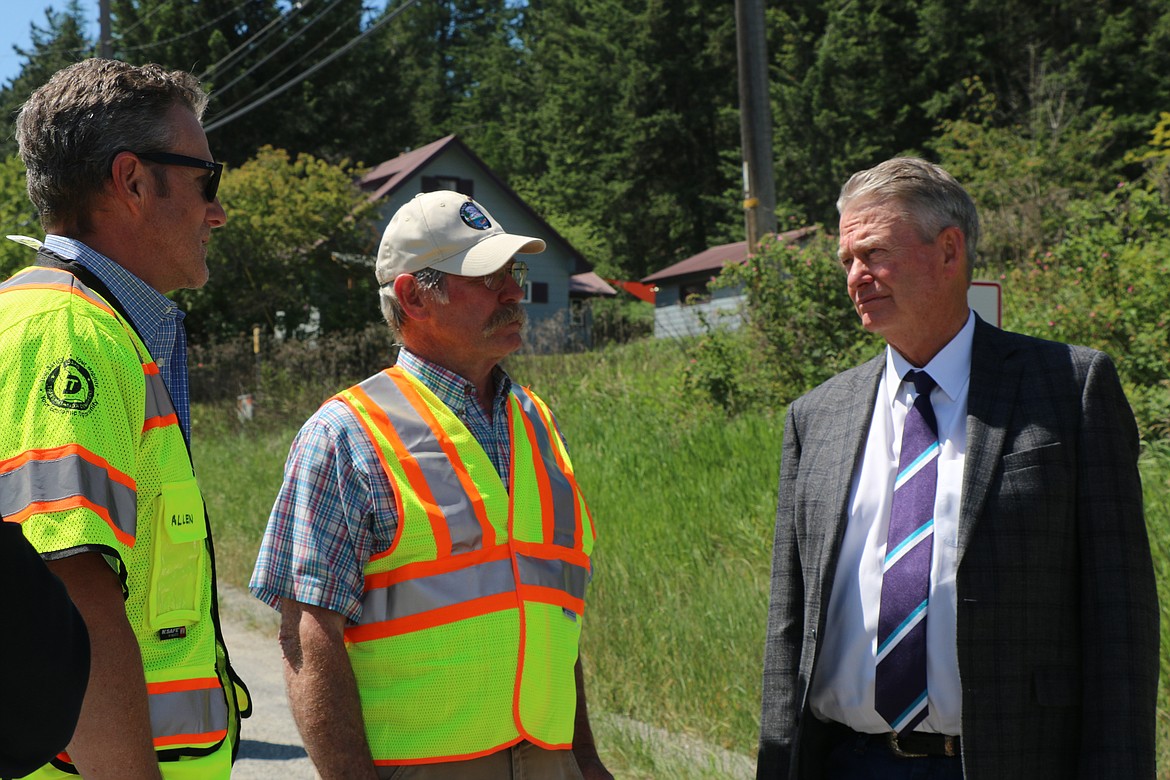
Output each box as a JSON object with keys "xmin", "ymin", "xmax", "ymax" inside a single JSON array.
[
  {"xmin": 158, "ymin": 626, "xmax": 187, "ymax": 641},
  {"xmin": 160, "ymin": 480, "xmax": 208, "ymax": 545}
]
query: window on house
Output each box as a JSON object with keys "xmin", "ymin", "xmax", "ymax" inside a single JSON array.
[
  {"xmin": 570, "ymin": 299, "xmax": 587, "ymax": 327},
  {"xmin": 530, "ymin": 281, "xmax": 549, "ymax": 304},
  {"xmin": 681, "ymin": 281, "xmax": 710, "ymax": 305},
  {"xmin": 421, "ymin": 175, "xmax": 474, "ymax": 197}
]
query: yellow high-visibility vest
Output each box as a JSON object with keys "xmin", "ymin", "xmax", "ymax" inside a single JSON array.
[
  {"xmin": 338, "ymin": 367, "xmax": 595, "ymax": 766},
  {"xmin": 0, "ymin": 264, "xmax": 248, "ymax": 778}
]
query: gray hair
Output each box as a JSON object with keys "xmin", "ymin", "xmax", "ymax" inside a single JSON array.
[
  {"xmin": 837, "ymin": 157, "xmax": 980, "ymax": 280},
  {"xmin": 379, "ymin": 268, "xmax": 449, "ymax": 342},
  {"xmin": 16, "ymin": 58, "xmax": 210, "ymax": 234}
]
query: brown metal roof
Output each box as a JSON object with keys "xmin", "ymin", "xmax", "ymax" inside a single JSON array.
[
  {"xmin": 357, "ymin": 135, "xmax": 593, "ymax": 274},
  {"xmin": 358, "ymin": 135, "xmax": 457, "ymax": 202},
  {"xmin": 569, "ymin": 272, "xmax": 618, "ymax": 297},
  {"xmin": 640, "ymin": 225, "xmax": 819, "ymax": 284}
]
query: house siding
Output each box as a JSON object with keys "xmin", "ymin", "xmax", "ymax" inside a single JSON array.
[{"xmin": 652, "ymin": 280, "xmax": 745, "ymax": 339}]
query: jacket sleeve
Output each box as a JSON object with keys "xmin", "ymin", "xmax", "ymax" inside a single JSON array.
[
  {"xmin": 1075, "ymin": 351, "xmax": 1159, "ymax": 777},
  {"xmin": 756, "ymin": 401, "xmax": 806, "ymax": 779},
  {"xmin": 0, "ymin": 519, "xmax": 91, "ymax": 776}
]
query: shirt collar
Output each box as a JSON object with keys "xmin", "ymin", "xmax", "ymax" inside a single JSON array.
[
  {"xmin": 43, "ymin": 235, "xmax": 185, "ymax": 340},
  {"xmin": 884, "ymin": 310, "xmax": 975, "ymax": 404},
  {"xmin": 395, "ymin": 347, "xmax": 512, "ymax": 413}
]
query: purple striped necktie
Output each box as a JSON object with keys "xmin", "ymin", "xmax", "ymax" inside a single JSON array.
[{"xmin": 875, "ymin": 369, "xmax": 938, "ymax": 733}]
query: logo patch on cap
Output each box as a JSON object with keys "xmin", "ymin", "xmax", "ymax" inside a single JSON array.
[{"xmin": 460, "ymin": 201, "xmax": 492, "ymax": 230}]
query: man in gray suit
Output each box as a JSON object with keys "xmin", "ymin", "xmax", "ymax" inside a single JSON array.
[{"xmin": 756, "ymin": 157, "xmax": 1158, "ymax": 779}]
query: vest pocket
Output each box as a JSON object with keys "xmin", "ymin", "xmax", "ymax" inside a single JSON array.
[{"xmin": 147, "ymin": 479, "xmax": 208, "ymax": 630}]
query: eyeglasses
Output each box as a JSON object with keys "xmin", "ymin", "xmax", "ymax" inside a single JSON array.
[
  {"xmin": 133, "ymin": 151, "xmax": 224, "ymax": 202},
  {"xmin": 481, "ymin": 260, "xmax": 528, "ymax": 291}
]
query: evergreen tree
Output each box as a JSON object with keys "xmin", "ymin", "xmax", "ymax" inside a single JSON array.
[{"xmin": 0, "ymin": 0, "xmax": 94, "ymax": 157}]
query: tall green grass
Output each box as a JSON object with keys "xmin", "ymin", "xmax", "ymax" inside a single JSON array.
[
  {"xmin": 509, "ymin": 340, "xmax": 781, "ymax": 758},
  {"xmin": 193, "ymin": 338, "xmax": 1170, "ymax": 777},
  {"xmin": 1140, "ymin": 441, "xmax": 1170, "ymax": 777}
]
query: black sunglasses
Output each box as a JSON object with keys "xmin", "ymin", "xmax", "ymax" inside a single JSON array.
[{"xmin": 133, "ymin": 151, "xmax": 224, "ymax": 202}]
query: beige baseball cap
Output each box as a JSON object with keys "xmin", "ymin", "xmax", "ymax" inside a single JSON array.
[{"xmin": 376, "ymin": 190, "xmax": 546, "ymax": 285}]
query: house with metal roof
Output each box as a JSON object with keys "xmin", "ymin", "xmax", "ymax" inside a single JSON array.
[
  {"xmin": 358, "ymin": 135, "xmax": 601, "ymax": 351},
  {"xmin": 641, "ymin": 226, "xmax": 818, "ymax": 339}
]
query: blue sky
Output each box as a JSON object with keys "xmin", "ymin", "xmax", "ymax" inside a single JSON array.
[{"xmin": 0, "ymin": 0, "xmax": 99, "ymax": 86}]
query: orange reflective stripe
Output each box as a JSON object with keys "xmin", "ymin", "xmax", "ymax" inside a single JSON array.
[
  {"xmin": 145, "ymin": 677, "xmax": 228, "ymax": 749},
  {"xmin": 518, "ymin": 584, "xmax": 585, "ymax": 615},
  {"xmin": 345, "ymin": 591, "xmax": 516, "ymax": 643},
  {"xmin": 526, "ymin": 392, "xmax": 589, "ymax": 551},
  {"xmin": 142, "ymin": 361, "xmax": 177, "ymax": 431},
  {"xmin": 6, "ymin": 496, "xmax": 134, "ymax": 547},
  {"xmin": 146, "ymin": 677, "xmax": 221, "ymax": 695},
  {"xmin": 511, "ymin": 533, "xmax": 531, "ymax": 746},
  {"xmin": 0, "ymin": 443, "xmax": 135, "ymax": 491},
  {"xmin": 349, "ymin": 382, "xmax": 452, "ymax": 557},
  {"xmin": 336, "ymin": 391, "xmax": 405, "ymax": 563},
  {"xmin": 364, "ymin": 544, "xmax": 510, "ymax": 591},
  {"xmin": 143, "ymin": 413, "xmax": 179, "ymax": 431},
  {"xmin": 523, "ymin": 389, "xmax": 587, "ymax": 551},
  {"xmin": 372, "ymin": 736, "xmax": 524, "ymax": 767},
  {"xmin": 388, "ymin": 369, "xmax": 496, "ymax": 548},
  {"xmin": 154, "ymin": 729, "xmax": 228, "ymax": 748},
  {"xmin": 512, "ymin": 398, "xmax": 556, "ymax": 544},
  {"xmin": 510, "ymin": 538, "xmax": 590, "ymax": 571},
  {"xmin": 526, "ymin": 389, "xmax": 568, "ymax": 472}
]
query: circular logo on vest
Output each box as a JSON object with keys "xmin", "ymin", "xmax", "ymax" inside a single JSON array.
[
  {"xmin": 459, "ymin": 201, "xmax": 492, "ymax": 230},
  {"xmin": 43, "ymin": 358, "xmax": 96, "ymax": 412}
]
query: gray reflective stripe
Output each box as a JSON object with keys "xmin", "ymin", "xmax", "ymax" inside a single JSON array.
[
  {"xmin": 0, "ymin": 452, "xmax": 136, "ymax": 537},
  {"xmin": 516, "ymin": 554, "xmax": 589, "ymax": 601},
  {"xmin": 358, "ymin": 557, "xmax": 516, "ymax": 625},
  {"xmin": 0, "ymin": 267, "xmax": 108, "ymax": 307},
  {"xmin": 357, "ymin": 371, "xmax": 484, "ymax": 553},
  {"xmin": 144, "ymin": 369, "xmax": 177, "ymax": 421},
  {"xmin": 149, "ymin": 685, "xmax": 228, "ymax": 741},
  {"xmin": 513, "ymin": 388, "xmax": 577, "ymax": 548}
]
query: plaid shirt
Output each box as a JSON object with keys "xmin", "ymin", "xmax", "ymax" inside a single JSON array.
[
  {"xmin": 44, "ymin": 235, "xmax": 192, "ymax": 442},
  {"xmin": 250, "ymin": 349, "xmax": 518, "ymax": 622}
]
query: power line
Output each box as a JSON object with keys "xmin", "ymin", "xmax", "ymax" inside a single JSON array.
[
  {"xmin": 204, "ymin": 0, "xmax": 421, "ymax": 133},
  {"xmin": 114, "ymin": 0, "xmax": 251, "ymax": 54},
  {"xmin": 208, "ymin": 18, "xmax": 348, "ymax": 120},
  {"xmin": 205, "ymin": 0, "xmax": 348, "ymax": 99},
  {"xmin": 199, "ymin": 0, "xmax": 313, "ymax": 82}
]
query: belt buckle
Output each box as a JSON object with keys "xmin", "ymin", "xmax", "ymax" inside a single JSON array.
[{"xmin": 885, "ymin": 732, "xmax": 927, "ymax": 759}]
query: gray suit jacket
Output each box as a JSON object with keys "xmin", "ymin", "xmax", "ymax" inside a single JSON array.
[{"xmin": 756, "ymin": 319, "xmax": 1159, "ymax": 779}]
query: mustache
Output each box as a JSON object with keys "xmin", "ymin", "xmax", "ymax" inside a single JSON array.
[{"xmin": 483, "ymin": 304, "xmax": 527, "ymax": 336}]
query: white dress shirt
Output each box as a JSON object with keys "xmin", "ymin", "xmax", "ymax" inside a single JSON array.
[{"xmin": 809, "ymin": 311, "xmax": 974, "ymax": 735}]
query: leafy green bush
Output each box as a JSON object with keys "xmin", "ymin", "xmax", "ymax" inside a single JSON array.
[
  {"xmin": 684, "ymin": 231, "xmax": 882, "ymax": 413},
  {"xmin": 177, "ymin": 146, "xmax": 378, "ymax": 343},
  {"xmin": 1001, "ymin": 180, "xmax": 1170, "ymax": 437},
  {"xmin": 589, "ymin": 296, "xmax": 654, "ymax": 347}
]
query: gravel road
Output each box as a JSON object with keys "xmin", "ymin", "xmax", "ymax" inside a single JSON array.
[{"xmin": 218, "ymin": 584, "xmax": 316, "ymax": 779}]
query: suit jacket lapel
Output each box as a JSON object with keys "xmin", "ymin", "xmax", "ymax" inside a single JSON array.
[
  {"xmin": 958, "ymin": 319, "xmax": 1023, "ymax": 559},
  {"xmin": 816, "ymin": 355, "xmax": 886, "ymax": 604}
]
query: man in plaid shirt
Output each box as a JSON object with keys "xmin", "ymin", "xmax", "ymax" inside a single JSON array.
[{"xmin": 251, "ymin": 191, "xmax": 612, "ymax": 780}]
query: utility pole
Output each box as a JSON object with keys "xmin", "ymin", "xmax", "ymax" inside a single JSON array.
[
  {"xmin": 98, "ymin": 0, "xmax": 112, "ymax": 58},
  {"xmin": 735, "ymin": 0, "xmax": 776, "ymax": 252}
]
